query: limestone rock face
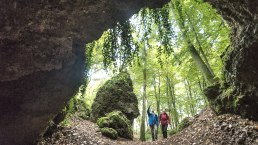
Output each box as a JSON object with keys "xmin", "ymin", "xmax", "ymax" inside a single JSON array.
[
  {"xmin": 204, "ymin": 0, "xmax": 258, "ymax": 121},
  {"xmin": 0, "ymin": 1, "xmax": 168, "ymax": 144},
  {"xmin": 91, "ymin": 72, "xmax": 139, "ymax": 123}
]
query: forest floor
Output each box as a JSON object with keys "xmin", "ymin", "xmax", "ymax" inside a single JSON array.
[{"xmin": 38, "ymin": 107, "xmax": 258, "ymax": 145}]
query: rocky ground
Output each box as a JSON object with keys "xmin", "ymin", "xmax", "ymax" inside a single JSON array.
[{"xmin": 38, "ymin": 107, "xmax": 258, "ymax": 145}]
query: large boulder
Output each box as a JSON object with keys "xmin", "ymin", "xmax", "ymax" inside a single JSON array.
[
  {"xmin": 97, "ymin": 111, "xmax": 133, "ymax": 139},
  {"xmin": 91, "ymin": 72, "xmax": 139, "ymax": 123}
]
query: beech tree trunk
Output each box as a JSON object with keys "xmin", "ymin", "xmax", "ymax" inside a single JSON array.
[
  {"xmin": 140, "ymin": 44, "xmax": 147, "ymax": 141},
  {"xmin": 166, "ymin": 75, "xmax": 179, "ymax": 128},
  {"xmin": 185, "ymin": 79, "xmax": 195, "ymax": 116}
]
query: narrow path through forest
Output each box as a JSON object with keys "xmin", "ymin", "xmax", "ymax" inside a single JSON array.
[{"xmin": 38, "ymin": 108, "xmax": 258, "ymax": 145}]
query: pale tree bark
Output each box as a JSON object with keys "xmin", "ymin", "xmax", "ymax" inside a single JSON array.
[
  {"xmin": 185, "ymin": 79, "xmax": 195, "ymax": 116},
  {"xmin": 166, "ymin": 79, "xmax": 173, "ymax": 128},
  {"xmin": 153, "ymin": 73, "xmax": 160, "ymax": 134},
  {"xmin": 166, "ymin": 75, "xmax": 179, "ymax": 128},
  {"xmin": 153, "ymin": 72, "xmax": 161, "ymax": 116},
  {"xmin": 140, "ymin": 43, "xmax": 147, "ymax": 141}
]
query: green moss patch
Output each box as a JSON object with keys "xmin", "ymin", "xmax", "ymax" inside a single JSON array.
[
  {"xmin": 97, "ymin": 111, "xmax": 133, "ymax": 139},
  {"xmin": 99, "ymin": 127, "xmax": 118, "ymax": 140},
  {"xmin": 91, "ymin": 72, "xmax": 139, "ymax": 123}
]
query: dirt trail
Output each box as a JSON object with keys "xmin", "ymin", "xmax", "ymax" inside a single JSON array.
[
  {"xmin": 38, "ymin": 108, "xmax": 258, "ymax": 145},
  {"xmin": 38, "ymin": 117, "xmax": 157, "ymax": 145}
]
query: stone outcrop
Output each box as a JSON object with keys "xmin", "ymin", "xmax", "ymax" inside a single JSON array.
[
  {"xmin": 91, "ymin": 72, "xmax": 139, "ymax": 123},
  {"xmin": 97, "ymin": 111, "xmax": 133, "ymax": 140},
  {"xmin": 0, "ymin": 1, "xmax": 168, "ymax": 144},
  {"xmin": 204, "ymin": 0, "xmax": 258, "ymax": 121}
]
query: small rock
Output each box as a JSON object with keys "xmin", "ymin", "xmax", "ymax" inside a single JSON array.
[
  {"xmin": 229, "ymin": 124, "xmax": 232, "ymax": 128},
  {"xmin": 254, "ymin": 125, "xmax": 258, "ymax": 131}
]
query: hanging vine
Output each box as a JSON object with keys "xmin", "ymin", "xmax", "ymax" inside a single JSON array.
[
  {"xmin": 151, "ymin": 6, "xmax": 176, "ymax": 66},
  {"xmin": 101, "ymin": 20, "xmax": 138, "ymax": 72}
]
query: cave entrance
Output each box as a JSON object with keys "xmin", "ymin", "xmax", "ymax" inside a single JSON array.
[{"xmin": 41, "ymin": 0, "xmax": 232, "ymax": 143}]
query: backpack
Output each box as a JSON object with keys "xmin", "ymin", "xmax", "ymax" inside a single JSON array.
[
  {"xmin": 160, "ymin": 113, "xmax": 169, "ymax": 125},
  {"xmin": 161, "ymin": 113, "xmax": 168, "ymax": 121}
]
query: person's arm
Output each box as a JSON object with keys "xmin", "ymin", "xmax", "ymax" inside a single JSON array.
[
  {"xmin": 155, "ymin": 115, "xmax": 159, "ymax": 126},
  {"xmin": 147, "ymin": 106, "xmax": 151, "ymax": 116},
  {"xmin": 167, "ymin": 114, "xmax": 171, "ymax": 125}
]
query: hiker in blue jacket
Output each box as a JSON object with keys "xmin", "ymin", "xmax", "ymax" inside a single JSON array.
[{"xmin": 147, "ymin": 106, "xmax": 159, "ymax": 141}]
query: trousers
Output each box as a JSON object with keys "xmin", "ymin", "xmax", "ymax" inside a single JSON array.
[
  {"xmin": 161, "ymin": 124, "xmax": 168, "ymax": 138},
  {"xmin": 150, "ymin": 125, "xmax": 157, "ymax": 141}
]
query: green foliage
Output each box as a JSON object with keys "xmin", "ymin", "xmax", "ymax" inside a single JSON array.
[
  {"xmin": 60, "ymin": 94, "xmax": 91, "ymax": 125},
  {"xmin": 99, "ymin": 127, "xmax": 118, "ymax": 140},
  {"xmin": 84, "ymin": 0, "xmax": 231, "ymax": 138},
  {"xmin": 85, "ymin": 41, "xmax": 96, "ymax": 76}
]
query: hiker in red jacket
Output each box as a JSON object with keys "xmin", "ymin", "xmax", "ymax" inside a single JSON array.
[{"xmin": 159, "ymin": 110, "xmax": 170, "ymax": 138}]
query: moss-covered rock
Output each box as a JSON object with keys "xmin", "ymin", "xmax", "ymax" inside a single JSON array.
[
  {"xmin": 99, "ymin": 127, "xmax": 118, "ymax": 140},
  {"xmin": 177, "ymin": 117, "xmax": 191, "ymax": 132},
  {"xmin": 91, "ymin": 72, "xmax": 139, "ymax": 123},
  {"xmin": 204, "ymin": 81, "xmax": 258, "ymax": 121},
  {"xmin": 97, "ymin": 117, "xmax": 110, "ymax": 128},
  {"xmin": 97, "ymin": 111, "xmax": 133, "ymax": 139}
]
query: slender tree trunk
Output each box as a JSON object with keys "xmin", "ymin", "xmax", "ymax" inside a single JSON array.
[
  {"xmin": 192, "ymin": 89, "xmax": 200, "ymax": 112},
  {"xmin": 179, "ymin": 106, "xmax": 182, "ymax": 121},
  {"xmin": 140, "ymin": 44, "xmax": 147, "ymax": 141},
  {"xmin": 158, "ymin": 71, "xmax": 161, "ymax": 116},
  {"xmin": 188, "ymin": 44, "xmax": 216, "ymax": 84},
  {"xmin": 185, "ymin": 79, "xmax": 195, "ymax": 116},
  {"xmin": 166, "ymin": 78, "xmax": 173, "ymax": 129},
  {"xmin": 166, "ymin": 75, "xmax": 179, "ymax": 128},
  {"xmin": 171, "ymin": 84, "xmax": 179, "ymax": 127},
  {"xmin": 153, "ymin": 74, "xmax": 161, "ymax": 117},
  {"xmin": 153, "ymin": 73, "xmax": 160, "ymax": 135}
]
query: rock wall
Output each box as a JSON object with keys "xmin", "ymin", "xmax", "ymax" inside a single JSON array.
[
  {"xmin": 204, "ymin": 0, "xmax": 258, "ymax": 121},
  {"xmin": 0, "ymin": 1, "xmax": 168, "ymax": 144}
]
